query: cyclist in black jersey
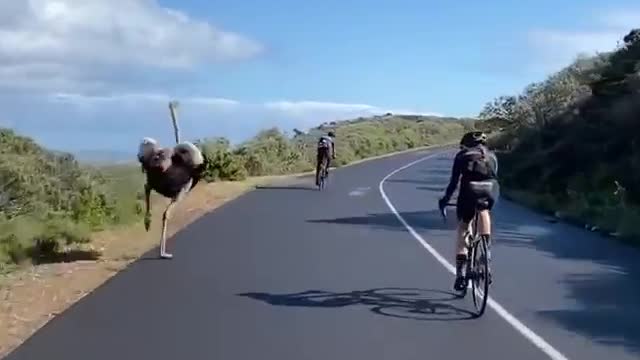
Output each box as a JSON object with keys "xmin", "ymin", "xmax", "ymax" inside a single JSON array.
[
  {"xmin": 316, "ymin": 131, "xmax": 336, "ymax": 186},
  {"xmin": 438, "ymin": 131, "xmax": 499, "ymax": 291}
]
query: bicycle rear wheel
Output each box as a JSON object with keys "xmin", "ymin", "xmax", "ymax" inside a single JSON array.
[
  {"xmin": 470, "ymin": 236, "xmax": 489, "ymax": 317},
  {"xmin": 318, "ymin": 159, "xmax": 327, "ymax": 190}
]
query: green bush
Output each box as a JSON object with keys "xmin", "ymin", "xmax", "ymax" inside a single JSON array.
[
  {"xmin": 0, "ymin": 128, "xmax": 126, "ymax": 266},
  {"xmin": 0, "ymin": 216, "xmax": 91, "ymax": 265},
  {"xmin": 192, "ymin": 116, "xmax": 470, "ymax": 182},
  {"xmin": 196, "ymin": 137, "xmax": 247, "ymax": 181},
  {"xmin": 479, "ymin": 27, "xmax": 640, "ymax": 243}
]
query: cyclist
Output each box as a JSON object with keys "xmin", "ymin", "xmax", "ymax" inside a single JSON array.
[
  {"xmin": 438, "ymin": 131, "xmax": 499, "ymax": 291},
  {"xmin": 316, "ymin": 131, "xmax": 336, "ymax": 186}
]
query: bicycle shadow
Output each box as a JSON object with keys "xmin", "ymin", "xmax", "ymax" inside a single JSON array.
[
  {"xmin": 238, "ymin": 287, "xmax": 475, "ymax": 321},
  {"xmin": 255, "ymin": 185, "xmax": 315, "ymax": 191},
  {"xmin": 306, "ymin": 209, "xmax": 453, "ymax": 232}
]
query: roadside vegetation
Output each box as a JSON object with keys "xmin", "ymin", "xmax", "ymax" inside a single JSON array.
[
  {"xmin": 479, "ymin": 28, "xmax": 640, "ymax": 242},
  {"xmin": 0, "ymin": 114, "xmax": 473, "ymax": 270}
]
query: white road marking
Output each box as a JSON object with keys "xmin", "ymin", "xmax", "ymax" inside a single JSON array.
[
  {"xmin": 378, "ymin": 151, "xmax": 570, "ymax": 360},
  {"xmin": 348, "ymin": 187, "xmax": 371, "ymax": 196}
]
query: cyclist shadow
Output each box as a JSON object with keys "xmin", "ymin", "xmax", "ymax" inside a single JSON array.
[
  {"xmin": 255, "ymin": 185, "xmax": 316, "ymax": 191},
  {"xmin": 307, "ymin": 209, "xmax": 452, "ymax": 232},
  {"xmin": 238, "ymin": 287, "xmax": 475, "ymax": 321}
]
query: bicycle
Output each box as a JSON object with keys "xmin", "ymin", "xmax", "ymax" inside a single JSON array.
[
  {"xmin": 317, "ymin": 157, "xmax": 329, "ymax": 190},
  {"xmin": 440, "ymin": 201, "xmax": 492, "ymax": 318}
]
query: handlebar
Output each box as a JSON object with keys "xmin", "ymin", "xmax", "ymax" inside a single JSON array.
[{"xmin": 439, "ymin": 202, "xmax": 457, "ymax": 222}]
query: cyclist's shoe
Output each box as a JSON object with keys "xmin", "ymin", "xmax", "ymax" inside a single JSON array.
[
  {"xmin": 454, "ymin": 253, "xmax": 468, "ymax": 291},
  {"xmin": 453, "ymin": 276, "xmax": 467, "ymax": 291}
]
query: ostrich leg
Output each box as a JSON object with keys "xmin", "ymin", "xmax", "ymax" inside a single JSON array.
[
  {"xmin": 143, "ymin": 183, "xmax": 152, "ymax": 231},
  {"xmin": 158, "ymin": 179, "xmax": 192, "ymax": 259},
  {"xmin": 159, "ymin": 200, "xmax": 177, "ymax": 259}
]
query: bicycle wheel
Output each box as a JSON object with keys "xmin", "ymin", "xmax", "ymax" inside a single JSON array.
[
  {"xmin": 318, "ymin": 159, "xmax": 327, "ymax": 190},
  {"xmin": 470, "ymin": 236, "xmax": 489, "ymax": 317}
]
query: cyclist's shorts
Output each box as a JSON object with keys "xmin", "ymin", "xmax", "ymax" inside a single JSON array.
[
  {"xmin": 317, "ymin": 146, "xmax": 330, "ymax": 160},
  {"xmin": 456, "ymin": 179, "xmax": 500, "ymax": 223}
]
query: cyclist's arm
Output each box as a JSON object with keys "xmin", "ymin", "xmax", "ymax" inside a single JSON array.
[
  {"xmin": 444, "ymin": 153, "xmax": 462, "ymax": 200},
  {"xmin": 331, "ymin": 142, "xmax": 336, "ymax": 158}
]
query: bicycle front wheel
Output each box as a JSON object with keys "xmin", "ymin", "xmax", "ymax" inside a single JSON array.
[
  {"xmin": 318, "ymin": 160, "xmax": 327, "ymax": 190},
  {"xmin": 470, "ymin": 237, "xmax": 489, "ymax": 317}
]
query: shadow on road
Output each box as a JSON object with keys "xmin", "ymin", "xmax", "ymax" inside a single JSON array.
[
  {"xmin": 238, "ymin": 288, "xmax": 475, "ymax": 321},
  {"xmin": 417, "ymin": 185, "xmax": 446, "ymax": 192},
  {"xmin": 386, "ymin": 175, "xmax": 450, "ymax": 186},
  {"xmin": 307, "ymin": 209, "xmax": 452, "ymax": 232},
  {"xmin": 418, "ymin": 168, "xmax": 451, "ymax": 177},
  {"xmin": 493, "ymin": 201, "xmax": 640, "ymax": 355},
  {"xmin": 255, "ymin": 185, "xmax": 316, "ymax": 191}
]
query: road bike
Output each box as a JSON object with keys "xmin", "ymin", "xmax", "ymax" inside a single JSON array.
[
  {"xmin": 317, "ymin": 157, "xmax": 329, "ymax": 190},
  {"xmin": 440, "ymin": 201, "xmax": 492, "ymax": 318}
]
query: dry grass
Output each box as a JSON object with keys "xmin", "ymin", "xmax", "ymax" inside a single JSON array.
[{"xmin": 0, "ymin": 174, "xmax": 299, "ymax": 357}]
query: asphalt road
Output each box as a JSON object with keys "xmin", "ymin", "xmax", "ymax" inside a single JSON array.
[{"xmin": 5, "ymin": 146, "xmax": 640, "ymax": 360}]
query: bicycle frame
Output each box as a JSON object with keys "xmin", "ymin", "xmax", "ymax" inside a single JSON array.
[{"xmin": 440, "ymin": 201, "xmax": 491, "ymax": 317}]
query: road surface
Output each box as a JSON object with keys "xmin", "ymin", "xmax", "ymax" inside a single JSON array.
[{"xmin": 5, "ymin": 146, "xmax": 640, "ymax": 360}]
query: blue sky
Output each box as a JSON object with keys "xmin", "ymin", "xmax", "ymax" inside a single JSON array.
[{"xmin": 1, "ymin": 0, "xmax": 638, "ymax": 154}]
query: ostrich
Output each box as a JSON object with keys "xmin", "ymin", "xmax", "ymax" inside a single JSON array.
[{"xmin": 137, "ymin": 103, "xmax": 206, "ymax": 259}]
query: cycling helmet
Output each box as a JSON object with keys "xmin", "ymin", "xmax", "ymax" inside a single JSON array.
[
  {"xmin": 327, "ymin": 131, "xmax": 336, "ymax": 138},
  {"xmin": 460, "ymin": 131, "xmax": 487, "ymax": 148}
]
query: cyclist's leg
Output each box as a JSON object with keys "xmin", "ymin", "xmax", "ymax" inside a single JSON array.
[
  {"xmin": 473, "ymin": 181, "xmax": 498, "ymax": 283},
  {"xmin": 477, "ymin": 209, "xmax": 491, "ymax": 236},
  {"xmin": 454, "ymin": 191, "xmax": 475, "ymax": 290},
  {"xmin": 315, "ymin": 149, "xmax": 323, "ymax": 185},
  {"xmin": 475, "ymin": 183, "xmax": 497, "ymax": 241},
  {"xmin": 469, "ymin": 180, "xmax": 497, "ymax": 241}
]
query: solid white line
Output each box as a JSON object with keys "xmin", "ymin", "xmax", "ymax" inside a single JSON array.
[{"xmin": 378, "ymin": 151, "xmax": 570, "ymax": 360}]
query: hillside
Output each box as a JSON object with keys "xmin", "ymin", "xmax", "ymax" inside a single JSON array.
[
  {"xmin": 479, "ymin": 28, "xmax": 640, "ymax": 241},
  {"xmin": 194, "ymin": 114, "xmax": 474, "ymax": 181},
  {"xmin": 0, "ymin": 114, "xmax": 474, "ymax": 269},
  {"xmin": 73, "ymin": 150, "xmax": 136, "ymax": 165}
]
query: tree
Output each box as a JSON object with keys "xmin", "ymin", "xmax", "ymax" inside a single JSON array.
[{"xmin": 478, "ymin": 95, "xmax": 518, "ymax": 122}]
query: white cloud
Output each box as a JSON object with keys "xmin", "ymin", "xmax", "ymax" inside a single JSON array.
[
  {"xmin": 527, "ymin": 8, "xmax": 639, "ymax": 74},
  {"xmin": 50, "ymin": 92, "xmax": 240, "ymax": 108},
  {"xmin": 0, "ymin": 0, "xmax": 263, "ymax": 92},
  {"xmin": 264, "ymin": 100, "xmax": 440, "ymax": 119},
  {"xmin": 0, "ymin": 2, "xmax": 445, "ymax": 154},
  {"xmin": 4, "ymin": 92, "xmax": 441, "ymax": 152}
]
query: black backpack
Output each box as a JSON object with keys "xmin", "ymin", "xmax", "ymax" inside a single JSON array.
[
  {"xmin": 318, "ymin": 136, "xmax": 331, "ymax": 148},
  {"xmin": 461, "ymin": 146, "xmax": 495, "ymax": 181}
]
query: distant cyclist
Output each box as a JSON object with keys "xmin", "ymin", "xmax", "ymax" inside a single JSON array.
[
  {"xmin": 438, "ymin": 131, "xmax": 499, "ymax": 291},
  {"xmin": 316, "ymin": 131, "xmax": 336, "ymax": 186}
]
